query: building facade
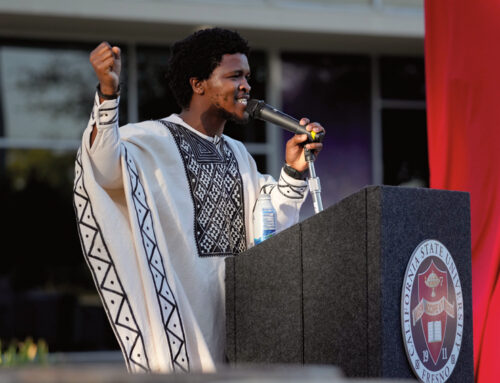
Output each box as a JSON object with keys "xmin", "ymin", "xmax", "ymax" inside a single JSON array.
[{"xmin": 0, "ymin": 0, "xmax": 426, "ymax": 353}]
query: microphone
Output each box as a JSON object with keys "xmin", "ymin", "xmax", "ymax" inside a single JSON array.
[{"xmin": 246, "ymin": 99, "xmax": 324, "ymax": 143}]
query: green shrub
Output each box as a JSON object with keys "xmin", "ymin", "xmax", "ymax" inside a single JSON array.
[{"xmin": 0, "ymin": 338, "xmax": 48, "ymax": 367}]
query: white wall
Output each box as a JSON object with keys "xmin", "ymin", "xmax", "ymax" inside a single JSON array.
[{"xmin": 0, "ymin": 0, "xmax": 424, "ymax": 54}]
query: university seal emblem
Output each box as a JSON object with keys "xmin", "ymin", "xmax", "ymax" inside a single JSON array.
[{"xmin": 401, "ymin": 240, "xmax": 464, "ymax": 382}]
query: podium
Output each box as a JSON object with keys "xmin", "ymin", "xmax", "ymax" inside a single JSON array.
[{"xmin": 225, "ymin": 186, "xmax": 473, "ymax": 381}]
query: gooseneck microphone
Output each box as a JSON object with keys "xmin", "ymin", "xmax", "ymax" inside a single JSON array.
[{"xmin": 246, "ymin": 99, "xmax": 324, "ymax": 143}]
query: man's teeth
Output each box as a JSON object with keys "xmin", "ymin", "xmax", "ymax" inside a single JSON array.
[{"xmin": 237, "ymin": 99, "xmax": 248, "ymax": 105}]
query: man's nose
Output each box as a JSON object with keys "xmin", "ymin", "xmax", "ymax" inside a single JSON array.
[{"xmin": 239, "ymin": 79, "xmax": 251, "ymax": 92}]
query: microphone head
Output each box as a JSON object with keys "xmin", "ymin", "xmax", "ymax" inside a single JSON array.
[{"xmin": 246, "ymin": 99, "xmax": 264, "ymax": 119}]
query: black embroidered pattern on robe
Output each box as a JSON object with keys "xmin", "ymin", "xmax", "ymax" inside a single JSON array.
[
  {"xmin": 160, "ymin": 121, "xmax": 247, "ymax": 257},
  {"xmin": 124, "ymin": 148, "xmax": 190, "ymax": 372},
  {"xmin": 74, "ymin": 149, "xmax": 151, "ymax": 373}
]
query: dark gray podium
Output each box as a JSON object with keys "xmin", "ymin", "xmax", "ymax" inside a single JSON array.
[{"xmin": 225, "ymin": 186, "xmax": 473, "ymax": 381}]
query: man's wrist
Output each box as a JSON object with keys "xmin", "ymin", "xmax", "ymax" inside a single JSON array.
[
  {"xmin": 97, "ymin": 83, "xmax": 121, "ymax": 100},
  {"xmin": 283, "ymin": 163, "xmax": 307, "ymax": 180}
]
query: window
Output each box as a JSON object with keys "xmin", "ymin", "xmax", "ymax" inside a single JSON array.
[
  {"xmin": 379, "ymin": 55, "xmax": 428, "ymax": 187},
  {"xmin": 0, "ymin": 40, "xmax": 271, "ymax": 351},
  {"xmin": 281, "ymin": 52, "xmax": 372, "ymax": 215},
  {"xmin": 0, "ymin": 41, "xmax": 128, "ymax": 351}
]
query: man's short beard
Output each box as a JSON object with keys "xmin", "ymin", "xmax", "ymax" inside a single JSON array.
[{"xmin": 218, "ymin": 107, "xmax": 249, "ymax": 125}]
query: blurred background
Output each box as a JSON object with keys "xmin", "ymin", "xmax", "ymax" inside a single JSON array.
[{"xmin": 0, "ymin": 0, "xmax": 425, "ymax": 362}]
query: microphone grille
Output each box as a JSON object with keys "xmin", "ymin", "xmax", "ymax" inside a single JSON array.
[{"xmin": 246, "ymin": 99, "xmax": 263, "ymax": 118}]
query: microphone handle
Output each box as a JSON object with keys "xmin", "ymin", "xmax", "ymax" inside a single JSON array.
[{"xmin": 258, "ymin": 107, "xmax": 310, "ymax": 136}]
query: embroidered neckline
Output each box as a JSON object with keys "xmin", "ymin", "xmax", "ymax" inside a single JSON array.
[{"xmin": 160, "ymin": 121, "xmax": 247, "ymax": 257}]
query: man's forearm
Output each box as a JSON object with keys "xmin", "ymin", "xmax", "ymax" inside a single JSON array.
[
  {"xmin": 84, "ymin": 93, "xmax": 123, "ymax": 189},
  {"xmin": 90, "ymin": 84, "xmax": 121, "ymax": 147}
]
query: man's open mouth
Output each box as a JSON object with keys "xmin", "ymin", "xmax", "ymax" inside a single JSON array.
[{"xmin": 236, "ymin": 98, "xmax": 248, "ymax": 106}]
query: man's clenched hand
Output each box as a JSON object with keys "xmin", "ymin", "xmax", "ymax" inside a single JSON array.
[
  {"xmin": 89, "ymin": 42, "xmax": 121, "ymax": 147},
  {"xmin": 285, "ymin": 118, "xmax": 325, "ymax": 173},
  {"xmin": 90, "ymin": 42, "xmax": 121, "ymax": 96}
]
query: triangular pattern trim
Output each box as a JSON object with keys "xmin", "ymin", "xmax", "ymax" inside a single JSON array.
[
  {"xmin": 124, "ymin": 148, "xmax": 190, "ymax": 372},
  {"xmin": 73, "ymin": 149, "xmax": 150, "ymax": 373}
]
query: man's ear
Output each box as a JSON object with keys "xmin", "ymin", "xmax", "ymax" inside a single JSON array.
[{"xmin": 190, "ymin": 77, "xmax": 205, "ymax": 95}]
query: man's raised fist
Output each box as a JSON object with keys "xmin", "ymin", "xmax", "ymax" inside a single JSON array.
[{"xmin": 90, "ymin": 42, "xmax": 121, "ymax": 95}]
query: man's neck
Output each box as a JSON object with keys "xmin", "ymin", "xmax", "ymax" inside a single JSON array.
[{"xmin": 179, "ymin": 108, "xmax": 226, "ymax": 137}]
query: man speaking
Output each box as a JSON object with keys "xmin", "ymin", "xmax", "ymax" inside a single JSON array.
[{"xmin": 74, "ymin": 28, "xmax": 324, "ymax": 373}]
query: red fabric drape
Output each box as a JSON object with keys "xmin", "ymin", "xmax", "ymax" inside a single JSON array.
[{"xmin": 425, "ymin": 1, "xmax": 500, "ymax": 381}]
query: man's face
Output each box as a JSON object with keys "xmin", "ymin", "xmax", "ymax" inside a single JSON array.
[{"xmin": 203, "ymin": 53, "xmax": 251, "ymax": 123}]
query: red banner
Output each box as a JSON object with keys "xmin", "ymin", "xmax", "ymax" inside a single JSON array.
[{"xmin": 425, "ymin": 1, "xmax": 500, "ymax": 381}]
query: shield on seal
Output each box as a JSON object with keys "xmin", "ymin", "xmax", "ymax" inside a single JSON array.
[{"xmin": 418, "ymin": 260, "xmax": 448, "ymax": 365}]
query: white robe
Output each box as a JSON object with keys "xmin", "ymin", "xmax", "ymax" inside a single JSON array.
[{"xmin": 73, "ymin": 94, "xmax": 308, "ymax": 373}]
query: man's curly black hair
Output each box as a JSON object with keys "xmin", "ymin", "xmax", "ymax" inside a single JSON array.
[{"xmin": 166, "ymin": 28, "xmax": 250, "ymax": 109}]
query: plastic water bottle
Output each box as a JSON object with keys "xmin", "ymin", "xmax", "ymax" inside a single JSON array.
[{"xmin": 253, "ymin": 193, "xmax": 277, "ymax": 245}]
